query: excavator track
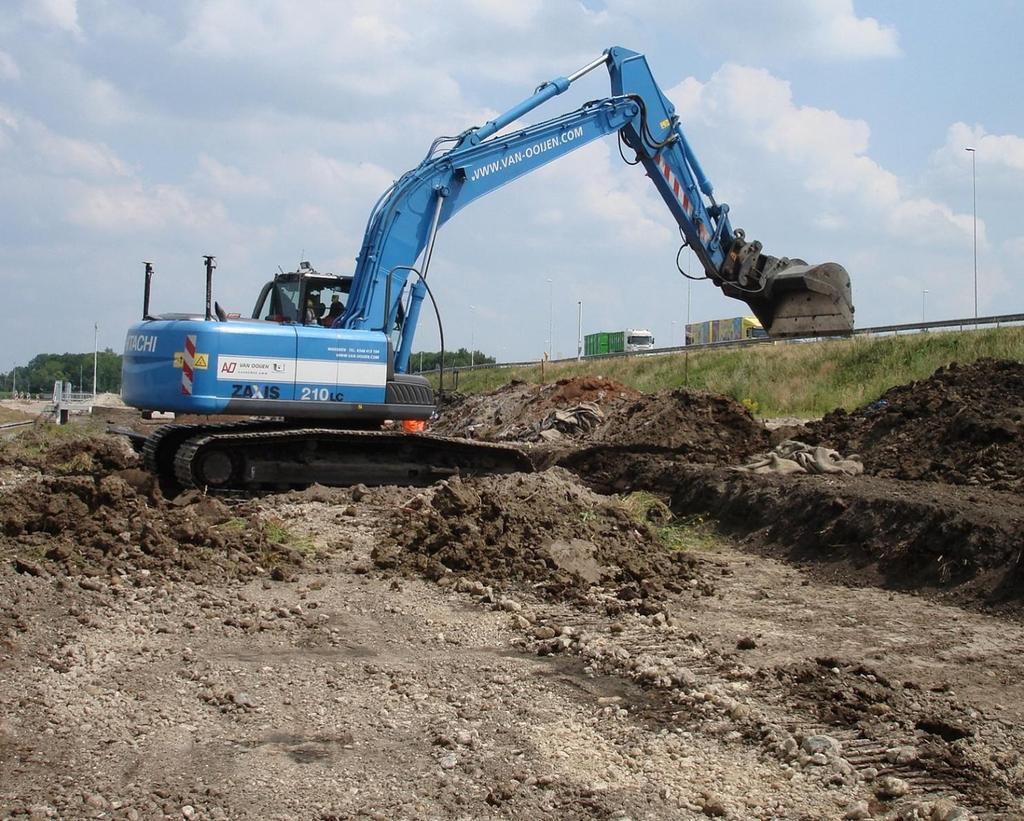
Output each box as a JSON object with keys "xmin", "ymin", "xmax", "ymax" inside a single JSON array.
[
  {"xmin": 142, "ymin": 420, "xmax": 289, "ymax": 487},
  {"xmin": 161, "ymin": 426, "xmax": 533, "ymax": 492}
]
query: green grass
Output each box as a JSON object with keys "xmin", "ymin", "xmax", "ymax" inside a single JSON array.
[
  {"xmin": 261, "ymin": 518, "xmax": 316, "ymax": 553},
  {"xmin": 215, "ymin": 516, "xmax": 317, "ymax": 569},
  {"xmin": 432, "ymin": 326, "xmax": 1024, "ymax": 418},
  {"xmin": 620, "ymin": 491, "xmax": 723, "ymax": 552},
  {"xmin": 1, "ymin": 420, "xmax": 108, "ymax": 468},
  {"xmin": 215, "ymin": 517, "xmax": 248, "ymax": 533}
]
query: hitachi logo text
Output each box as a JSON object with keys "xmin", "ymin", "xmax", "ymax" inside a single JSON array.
[{"xmin": 125, "ymin": 334, "xmax": 158, "ymax": 353}]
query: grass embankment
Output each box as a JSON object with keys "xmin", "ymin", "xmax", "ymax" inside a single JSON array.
[{"xmin": 432, "ymin": 326, "xmax": 1024, "ymax": 418}]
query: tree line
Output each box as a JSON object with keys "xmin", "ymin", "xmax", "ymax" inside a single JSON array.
[
  {"xmin": 410, "ymin": 349, "xmax": 495, "ymax": 371},
  {"xmin": 1, "ymin": 351, "xmax": 122, "ymax": 397},
  {"xmin": 0, "ymin": 348, "xmax": 496, "ymax": 397}
]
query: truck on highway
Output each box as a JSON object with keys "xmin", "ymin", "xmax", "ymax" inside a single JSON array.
[
  {"xmin": 584, "ymin": 328, "xmax": 655, "ymax": 356},
  {"xmin": 685, "ymin": 316, "xmax": 766, "ymax": 346}
]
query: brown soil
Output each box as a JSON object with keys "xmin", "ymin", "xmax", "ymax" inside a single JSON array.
[
  {"xmin": 562, "ymin": 451, "xmax": 1024, "ymax": 614},
  {"xmin": 803, "ymin": 359, "xmax": 1024, "ymax": 490},
  {"xmin": 0, "ymin": 469, "xmax": 313, "ymax": 585},
  {"xmin": 588, "ymin": 387, "xmax": 768, "ymax": 458},
  {"xmin": 373, "ymin": 469, "xmax": 699, "ymax": 607},
  {"xmin": 432, "ymin": 377, "xmax": 640, "ymax": 440},
  {"xmin": 0, "ymin": 428, "xmax": 139, "ymax": 474},
  {"xmin": 0, "ymin": 406, "xmax": 36, "ymax": 424},
  {"xmin": 4, "ymin": 421, "xmax": 1024, "ymax": 817}
]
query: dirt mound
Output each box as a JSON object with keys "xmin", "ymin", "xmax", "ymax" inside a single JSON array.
[
  {"xmin": 804, "ymin": 359, "xmax": 1024, "ymax": 490},
  {"xmin": 432, "ymin": 377, "xmax": 640, "ymax": 441},
  {"xmin": 0, "ymin": 427, "xmax": 139, "ymax": 474},
  {"xmin": 93, "ymin": 391, "xmax": 126, "ymax": 408},
  {"xmin": 373, "ymin": 469, "xmax": 698, "ymax": 607},
  {"xmin": 557, "ymin": 389, "xmax": 768, "ymax": 469},
  {"xmin": 1, "ymin": 469, "xmax": 312, "ymax": 584}
]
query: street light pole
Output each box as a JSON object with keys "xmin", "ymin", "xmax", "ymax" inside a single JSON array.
[
  {"xmin": 576, "ymin": 300, "xmax": 582, "ymax": 361},
  {"xmin": 965, "ymin": 147, "xmax": 978, "ymax": 322},
  {"xmin": 686, "ymin": 281, "xmax": 692, "ymax": 342},
  {"xmin": 922, "ymin": 289, "xmax": 928, "ymax": 324},
  {"xmin": 469, "ymin": 305, "xmax": 475, "ymax": 368},
  {"xmin": 93, "ymin": 322, "xmax": 99, "ymax": 398},
  {"xmin": 546, "ymin": 278, "xmax": 553, "ymax": 359}
]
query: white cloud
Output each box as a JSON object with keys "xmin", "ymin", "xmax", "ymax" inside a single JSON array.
[
  {"xmin": 605, "ymin": 0, "xmax": 899, "ymax": 62},
  {"xmin": 668, "ymin": 64, "xmax": 975, "ymax": 247},
  {"xmin": 35, "ymin": 129, "xmax": 131, "ymax": 178},
  {"xmin": 0, "ymin": 50, "xmax": 20, "ymax": 81},
  {"xmin": 812, "ymin": 0, "xmax": 900, "ymax": 59},
  {"xmin": 0, "ymin": 104, "xmax": 17, "ymax": 133},
  {"xmin": 80, "ymin": 76, "xmax": 137, "ymax": 125},
  {"xmin": 68, "ymin": 181, "xmax": 228, "ymax": 233},
  {"xmin": 196, "ymin": 154, "xmax": 271, "ymax": 197},
  {"xmin": 22, "ymin": 0, "xmax": 82, "ymax": 36},
  {"xmin": 935, "ymin": 122, "xmax": 1024, "ymax": 174},
  {"xmin": 0, "ymin": 106, "xmax": 130, "ymax": 178},
  {"xmin": 1004, "ymin": 236, "xmax": 1024, "ymax": 256},
  {"xmin": 463, "ymin": 0, "xmax": 544, "ymax": 29},
  {"xmin": 295, "ymin": 154, "xmax": 395, "ymax": 197},
  {"xmin": 531, "ymin": 141, "xmax": 672, "ymax": 246},
  {"xmin": 180, "ymin": 2, "xmax": 411, "ymax": 60}
]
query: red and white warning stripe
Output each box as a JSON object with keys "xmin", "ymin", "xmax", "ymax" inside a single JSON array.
[
  {"xmin": 181, "ymin": 334, "xmax": 196, "ymax": 395},
  {"xmin": 655, "ymin": 151, "xmax": 710, "ymax": 244}
]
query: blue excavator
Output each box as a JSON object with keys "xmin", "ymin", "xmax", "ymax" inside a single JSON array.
[{"xmin": 122, "ymin": 46, "xmax": 854, "ymax": 491}]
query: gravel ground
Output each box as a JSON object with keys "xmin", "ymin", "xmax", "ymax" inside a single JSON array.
[{"xmin": 3, "ymin": 478, "xmax": 1022, "ymax": 820}]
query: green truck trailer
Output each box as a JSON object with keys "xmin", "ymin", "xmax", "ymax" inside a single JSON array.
[{"xmin": 584, "ymin": 328, "xmax": 654, "ymax": 356}]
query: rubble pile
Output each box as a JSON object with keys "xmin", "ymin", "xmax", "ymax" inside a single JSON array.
[
  {"xmin": 805, "ymin": 359, "xmax": 1024, "ymax": 490},
  {"xmin": 432, "ymin": 376, "xmax": 640, "ymax": 441},
  {"xmin": 374, "ymin": 469, "xmax": 698, "ymax": 606},
  {"xmin": 0, "ymin": 429, "xmax": 138, "ymax": 474},
  {"xmin": 1, "ymin": 470, "xmax": 311, "ymax": 583},
  {"xmin": 590, "ymin": 388, "xmax": 769, "ymax": 461}
]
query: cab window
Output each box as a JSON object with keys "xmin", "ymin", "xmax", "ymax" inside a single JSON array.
[
  {"xmin": 258, "ymin": 282, "xmax": 302, "ymax": 322},
  {"xmin": 308, "ymin": 283, "xmax": 348, "ymax": 327}
]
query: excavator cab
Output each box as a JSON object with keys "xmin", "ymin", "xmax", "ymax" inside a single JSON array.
[{"xmin": 252, "ymin": 266, "xmax": 352, "ymax": 326}]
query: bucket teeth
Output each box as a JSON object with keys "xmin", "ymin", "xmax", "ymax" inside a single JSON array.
[{"xmin": 732, "ymin": 262, "xmax": 855, "ymax": 338}]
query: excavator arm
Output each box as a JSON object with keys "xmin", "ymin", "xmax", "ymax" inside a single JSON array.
[{"xmin": 339, "ymin": 46, "xmax": 854, "ymax": 372}]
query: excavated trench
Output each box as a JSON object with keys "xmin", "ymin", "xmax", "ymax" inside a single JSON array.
[{"xmin": 434, "ymin": 365, "xmax": 1024, "ymax": 616}]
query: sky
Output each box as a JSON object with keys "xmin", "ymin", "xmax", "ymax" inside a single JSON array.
[{"xmin": 1, "ymin": 0, "xmax": 1023, "ymax": 370}]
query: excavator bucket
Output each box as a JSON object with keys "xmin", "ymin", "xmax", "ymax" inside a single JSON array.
[{"xmin": 748, "ymin": 261, "xmax": 854, "ymax": 338}]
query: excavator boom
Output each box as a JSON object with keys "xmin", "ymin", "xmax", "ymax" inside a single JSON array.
[{"xmin": 339, "ymin": 45, "xmax": 854, "ymax": 364}]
